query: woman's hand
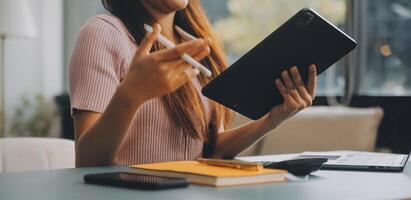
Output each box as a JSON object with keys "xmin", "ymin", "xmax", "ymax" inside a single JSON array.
[
  {"xmin": 267, "ymin": 64, "xmax": 317, "ymax": 125},
  {"xmin": 213, "ymin": 65, "xmax": 317, "ymax": 157},
  {"xmin": 120, "ymin": 24, "xmax": 211, "ymax": 106}
]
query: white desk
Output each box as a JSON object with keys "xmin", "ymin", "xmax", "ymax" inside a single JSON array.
[{"xmin": 0, "ymin": 153, "xmax": 410, "ymax": 200}]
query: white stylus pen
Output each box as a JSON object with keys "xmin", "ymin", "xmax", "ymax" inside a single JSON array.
[{"xmin": 144, "ymin": 24, "xmax": 212, "ymax": 77}]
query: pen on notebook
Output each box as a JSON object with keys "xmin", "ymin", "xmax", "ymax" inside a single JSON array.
[
  {"xmin": 198, "ymin": 158, "xmax": 263, "ymax": 171},
  {"xmin": 144, "ymin": 24, "xmax": 212, "ymax": 77}
]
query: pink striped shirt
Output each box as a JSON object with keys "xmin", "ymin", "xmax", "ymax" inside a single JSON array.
[{"xmin": 69, "ymin": 14, "xmax": 211, "ymax": 165}]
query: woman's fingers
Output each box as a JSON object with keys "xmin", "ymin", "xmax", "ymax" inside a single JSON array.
[
  {"xmin": 190, "ymin": 45, "xmax": 211, "ymax": 60},
  {"xmin": 275, "ymin": 79, "xmax": 289, "ymax": 98},
  {"xmin": 153, "ymin": 38, "xmax": 211, "ymax": 62},
  {"xmin": 290, "ymin": 66, "xmax": 313, "ymax": 106},
  {"xmin": 289, "ymin": 66, "xmax": 304, "ymax": 88},
  {"xmin": 175, "ymin": 26, "xmax": 197, "ymax": 41},
  {"xmin": 134, "ymin": 24, "xmax": 161, "ymax": 58},
  {"xmin": 307, "ymin": 64, "xmax": 317, "ymax": 98},
  {"xmin": 275, "ymin": 79, "xmax": 297, "ymax": 108},
  {"xmin": 184, "ymin": 68, "xmax": 200, "ymax": 80},
  {"xmin": 275, "ymin": 79, "xmax": 294, "ymax": 102},
  {"xmin": 173, "ymin": 68, "xmax": 200, "ymax": 89},
  {"xmin": 281, "ymin": 70, "xmax": 306, "ymax": 106},
  {"xmin": 170, "ymin": 43, "xmax": 211, "ymax": 72},
  {"xmin": 156, "ymin": 41, "xmax": 210, "ymax": 76},
  {"xmin": 281, "ymin": 71, "xmax": 296, "ymax": 91}
]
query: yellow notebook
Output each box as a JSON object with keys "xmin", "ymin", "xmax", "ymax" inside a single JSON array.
[{"xmin": 130, "ymin": 161, "xmax": 287, "ymax": 187}]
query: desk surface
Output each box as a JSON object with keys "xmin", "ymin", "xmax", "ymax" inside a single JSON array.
[{"xmin": 1, "ymin": 154, "xmax": 411, "ymax": 200}]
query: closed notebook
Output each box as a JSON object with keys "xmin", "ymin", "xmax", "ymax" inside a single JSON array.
[{"xmin": 129, "ymin": 161, "xmax": 287, "ymax": 187}]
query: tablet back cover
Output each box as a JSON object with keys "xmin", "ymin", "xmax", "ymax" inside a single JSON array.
[{"xmin": 202, "ymin": 8, "xmax": 357, "ymax": 120}]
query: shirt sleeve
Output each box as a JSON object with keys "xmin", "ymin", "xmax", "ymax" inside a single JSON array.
[{"xmin": 69, "ymin": 17, "xmax": 128, "ymax": 114}]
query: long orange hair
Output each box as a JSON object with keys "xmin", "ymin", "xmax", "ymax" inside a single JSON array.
[{"xmin": 102, "ymin": 0, "xmax": 232, "ymax": 156}]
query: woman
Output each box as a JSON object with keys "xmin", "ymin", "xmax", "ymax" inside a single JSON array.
[{"xmin": 70, "ymin": 0, "xmax": 317, "ymax": 167}]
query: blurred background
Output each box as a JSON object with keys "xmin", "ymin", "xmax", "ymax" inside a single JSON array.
[{"xmin": 1, "ymin": 0, "xmax": 410, "ymax": 155}]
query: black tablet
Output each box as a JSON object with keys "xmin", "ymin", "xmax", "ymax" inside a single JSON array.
[{"xmin": 202, "ymin": 8, "xmax": 357, "ymax": 120}]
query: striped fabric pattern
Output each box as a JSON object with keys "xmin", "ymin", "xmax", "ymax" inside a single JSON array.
[{"xmin": 69, "ymin": 14, "xmax": 211, "ymax": 165}]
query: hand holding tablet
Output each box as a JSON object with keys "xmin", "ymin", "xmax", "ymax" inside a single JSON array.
[{"xmin": 202, "ymin": 8, "xmax": 357, "ymax": 120}]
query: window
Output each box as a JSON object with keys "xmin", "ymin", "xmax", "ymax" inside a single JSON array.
[{"xmin": 357, "ymin": 0, "xmax": 411, "ymax": 95}]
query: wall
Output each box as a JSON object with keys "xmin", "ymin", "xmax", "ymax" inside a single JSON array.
[
  {"xmin": 63, "ymin": 0, "xmax": 104, "ymax": 91},
  {"xmin": 4, "ymin": 0, "xmax": 63, "ymax": 136}
]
